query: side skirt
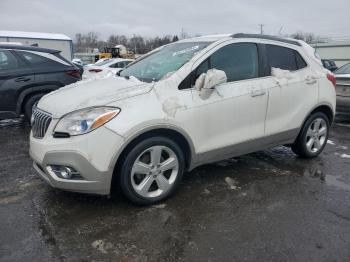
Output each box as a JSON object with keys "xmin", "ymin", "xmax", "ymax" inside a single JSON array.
[{"xmin": 189, "ymin": 128, "xmax": 299, "ymax": 170}]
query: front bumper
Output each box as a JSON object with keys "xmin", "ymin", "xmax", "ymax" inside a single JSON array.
[
  {"xmin": 336, "ymin": 96, "xmax": 350, "ymax": 115},
  {"xmin": 29, "ymin": 121, "xmax": 125, "ymax": 195}
]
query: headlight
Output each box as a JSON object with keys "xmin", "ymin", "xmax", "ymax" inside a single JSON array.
[{"xmin": 54, "ymin": 107, "xmax": 120, "ymax": 136}]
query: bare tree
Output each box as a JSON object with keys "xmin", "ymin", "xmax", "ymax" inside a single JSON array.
[
  {"xmin": 74, "ymin": 33, "xmax": 180, "ymax": 54},
  {"xmin": 290, "ymin": 31, "xmax": 321, "ymax": 44}
]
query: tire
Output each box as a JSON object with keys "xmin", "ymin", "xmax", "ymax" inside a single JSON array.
[
  {"xmin": 292, "ymin": 112, "xmax": 330, "ymax": 158},
  {"xmin": 23, "ymin": 93, "xmax": 45, "ymax": 123},
  {"xmin": 118, "ymin": 136, "xmax": 185, "ymax": 205}
]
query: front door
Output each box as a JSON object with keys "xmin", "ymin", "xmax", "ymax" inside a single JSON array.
[{"xmin": 185, "ymin": 42, "xmax": 269, "ymax": 157}]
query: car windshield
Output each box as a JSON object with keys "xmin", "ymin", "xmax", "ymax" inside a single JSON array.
[
  {"xmin": 119, "ymin": 41, "xmax": 211, "ymax": 82},
  {"xmin": 335, "ymin": 63, "xmax": 350, "ymax": 74}
]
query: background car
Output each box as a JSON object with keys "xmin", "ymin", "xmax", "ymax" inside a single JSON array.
[
  {"xmin": 322, "ymin": 59, "xmax": 338, "ymax": 72},
  {"xmin": 72, "ymin": 58, "xmax": 84, "ymax": 66},
  {"xmin": 0, "ymin": 44, "xmax": 81, "ymax": 120},
  {"xmin": 72, "ymin": 59, "xmax": 84, "ymax": 77},
  {"xmin": 83, "ymin": 58, "xmax": 133, "ymax": 78},
  {"xmin": 334, "ymin": 63, "xmax": 350, "ymax": 115}
]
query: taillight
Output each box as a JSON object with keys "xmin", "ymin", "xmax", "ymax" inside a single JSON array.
[
  {"xmin": 66, "ymin": 70, "xmax": 81, "ymax": 79},
  {"xmin": 327, "ymin": 73, "xmax": 336, "ymax": 88},
  {"xmin": 89, "ymin": 69, "xmax": 103, "ymax": 73}
]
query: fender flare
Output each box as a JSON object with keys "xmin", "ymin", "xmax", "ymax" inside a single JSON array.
[{"xmin": 108, "ymin": 124, "xmax": 196, "ymax": 172}]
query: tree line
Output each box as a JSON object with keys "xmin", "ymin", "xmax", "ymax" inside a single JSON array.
[{"xmin": 74, "ymin": 32, "xmax": 179, "ymax": 54}]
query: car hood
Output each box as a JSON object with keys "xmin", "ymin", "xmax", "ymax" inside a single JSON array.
[{"xmin": 38, "ymin": 75, "xmax": 153, "ymax": 118}]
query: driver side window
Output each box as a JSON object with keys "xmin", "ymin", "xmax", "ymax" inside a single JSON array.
[
  {"xmin": 210, "ymin": 43, "xmax": 258, "ymax": 82},
  {"xmin": 179, "ymin": 43, "xmax": 259, "ymax": 89}
]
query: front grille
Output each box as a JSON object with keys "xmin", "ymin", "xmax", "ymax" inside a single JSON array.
[{"xmin": 31, "ymin": 108, "xmax": 52, "ymax": 139}]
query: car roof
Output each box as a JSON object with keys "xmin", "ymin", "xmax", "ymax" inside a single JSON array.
[
  {"xmin": 0, "ymin": 44, "xmax": 60, "ymax": 54},
  {"xmin": 179, "ymin": 33, "xmax": 303, "ymax": 47}
]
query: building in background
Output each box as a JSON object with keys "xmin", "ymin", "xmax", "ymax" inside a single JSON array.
[
  {"xmin": 0, "ymin": 31, "xmax": 73, "ymax": 60},
  {"xmin": 313, "ymin": 41, "xmax": 350, "ymax": 67}
]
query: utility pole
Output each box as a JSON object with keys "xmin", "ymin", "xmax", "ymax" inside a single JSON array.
[
  {"xmin": 132, "ymin": 34, "xmax": 137, "ymax": 54},
  {"xmin": 259, "ymin": 24, "xmax": 264, "ymax": 35}
]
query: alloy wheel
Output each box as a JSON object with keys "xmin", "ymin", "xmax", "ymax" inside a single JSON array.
[
  {"xmin": 130, "ymin": 145, "xmax": 179, "ymax": 198},
  {"xmin": 305, "ymin": 118, "xmax": 328, "ymax": 153}
]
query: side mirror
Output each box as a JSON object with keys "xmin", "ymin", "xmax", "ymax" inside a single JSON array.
[{"xmin": 195, "ymin": 69, "xmax": 227, "ymax": 99}]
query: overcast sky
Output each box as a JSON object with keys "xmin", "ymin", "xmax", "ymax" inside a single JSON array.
[{"xmin": 1, "ymin": 0, "xmax": 349, "ymax": 40}]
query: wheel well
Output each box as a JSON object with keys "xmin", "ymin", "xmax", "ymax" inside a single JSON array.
[
  {"xmin": 113, "ymin": 128, "xmax": 192, "ymax": 178},
  {"xmin": 20, "ymin": 91, "xmax": 48, "ymax": 114},
  {"xmin": 310, "ymin": 105, "xmax": 334, "ymax": 124}
]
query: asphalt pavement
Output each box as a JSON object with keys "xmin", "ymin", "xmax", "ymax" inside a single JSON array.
[{"xmin": 1, "ymin": 117, "xmax": 350, "ymax": 262}]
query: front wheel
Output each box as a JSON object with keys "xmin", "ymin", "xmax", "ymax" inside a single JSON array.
[
  {"xmin": 118, "ymin": 136, "xmax": 185, "ymax": 205},
  {"xmin": 292, "ymin": 112, "xmax": 330, "ymax": 158}
]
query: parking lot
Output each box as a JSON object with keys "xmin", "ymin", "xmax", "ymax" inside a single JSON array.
[{"xmin": 0, "ymin": 118, "xmax": 349, "ymax": 262}]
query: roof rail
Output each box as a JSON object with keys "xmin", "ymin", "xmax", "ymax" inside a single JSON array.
[{"xmin": 232, "ymin": 33, "xmax": 301, "ymax": 46}]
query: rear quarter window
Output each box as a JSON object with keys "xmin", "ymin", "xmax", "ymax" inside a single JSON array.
[
  {"xmin": 266, "ymin": 45, "xmax": 307, "ymax": 72},
  {"xmin": 18, "ymin": 51, "xmax": 68, "ymax": 68}
]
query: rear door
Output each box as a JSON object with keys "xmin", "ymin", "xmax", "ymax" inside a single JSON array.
[
  {"xmin": 264, "ymin": 44, "xmax": 318, "ymax": 136},
  {"xmin": 16, "ymin": 50, "xmax": 79, "ymax": 86},
  {"xmin": 0, "ymin": 49, "xmax": 35, "ymax": 117}
]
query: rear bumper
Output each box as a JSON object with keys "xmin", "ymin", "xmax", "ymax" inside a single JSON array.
[{"xmin": 336, "ymin": 96, "xmax": 350, "ymax": 115}]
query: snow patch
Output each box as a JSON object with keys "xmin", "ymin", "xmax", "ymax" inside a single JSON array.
[
  {"xmin": 225, "ymin": 177, "xmax": 240, "ymax": 190},
  {"xmin": 271, "ymin": 67, "xmax": 294, "ymax": 80},
  {"xmin": 0, "ymin": 30, "xmax": 71, "ymax": 40},
  {"xmin": 327, "ymin": 140, "xmax": 335, "ymax": 145},
  {"xmin": 91, "ymin": 240, "xmax": 113, "ymax": 254},
  {"xmin": 340, "ymin": 154, "xmax": 350, "ymax": 159},
  {"xmin": 162, "ymin": 97, "xmax": 185, "ymax": 117}
]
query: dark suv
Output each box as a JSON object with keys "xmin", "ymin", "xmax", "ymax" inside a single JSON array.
[
  {"xmin": 0, "ymin": 44, "xmax": 80, "ymax": 120},
  {"xmin": 322, "ymin": 59, "xmax": 338, "ymax": 72}
]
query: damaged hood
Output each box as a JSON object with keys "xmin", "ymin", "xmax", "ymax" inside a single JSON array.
[{"xmin": 38, "ymin": 75, "xmax": 153, "ymax": 118}]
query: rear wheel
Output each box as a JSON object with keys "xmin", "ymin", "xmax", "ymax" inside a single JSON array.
[
  {"xmin": 118, "ymin": 136, "xmax": 185, "ymax": 205},
  {"xmin": 292, "ymin": 112, "xmax": 330, "ymax": 158},
  {"xmin": 24, "ymin": 93, "xmax": 45, "ymax": 123}
]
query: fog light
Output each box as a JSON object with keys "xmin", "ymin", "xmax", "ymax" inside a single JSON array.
[{"xmin": 49, "ymin": 165, "xmax": 82, "ymax": 180}]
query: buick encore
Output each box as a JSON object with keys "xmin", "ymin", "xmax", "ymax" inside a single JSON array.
[{"xmin": 30, "ymin": 34, "xmax": 336, "ymax": 205}]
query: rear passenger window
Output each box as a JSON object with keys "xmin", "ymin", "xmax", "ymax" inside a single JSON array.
[
  {"xmin": 266, "ymin": 45, "xmax": 307, "ymax": 72},
  {"xmin": 0, "ymin": 50, "xmax": 19, "ymax": 70},
  {"xmin": 266, "ymin": 45, "xmax": 297, "ymax": 71},
  {"xmin": 210, "ymin": 43, "xmax": 259, "ymax": 82}
]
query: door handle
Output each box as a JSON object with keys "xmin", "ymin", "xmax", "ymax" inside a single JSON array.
[
  {"xmin": 15, "ymin": 77, "xmax": 31, "ymax": 82},
  {"xmin": 251, "ymin": 89, "xmax": 266, "ymax": 97}
]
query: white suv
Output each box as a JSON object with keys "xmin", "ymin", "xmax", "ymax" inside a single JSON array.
[{"xmin": 30, "ymin": 34, "xmax": 336, "ymax": 205}]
